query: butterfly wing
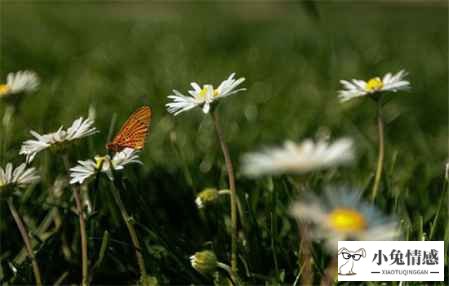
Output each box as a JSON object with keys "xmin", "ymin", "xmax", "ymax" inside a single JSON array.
[{"xmin": 107, "ymin": 106, "xmax": 152, "ymax": 152}]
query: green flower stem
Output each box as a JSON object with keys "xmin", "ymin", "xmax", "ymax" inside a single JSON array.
[
  {"xmin": 88, "ymin": 171, "xmax": 103, "ymax": 284},
  {"xmin": 219, "ymin": 190, "xmax": 247, "ymax": 229},
  {"xmin": 211, "ymin": 110, "xmax": 238, "ymax": 280},
  {"xmin": 299, "ymin": 223, "xmax": 313, "ymax": 286},
  {"xmin": 73, "ymin": 187, "xmax": 89, "ymax": 286},
  {"xmin": 320, "ymin": 256, "xmax": 337, "ymax": 286},
  {"xmin": 292, "ymin": 176, "xmax": 313, "ymax": 286},
  {"xmin": 15, "ymin": 207, "xmax": 60, "ymax": 264},
  {"xmin": 1, "ymin": 106, "xmax": 14, "ymax": 162},
  {"xmin": 371, "ymin": 99, "xmax": 384, "ymax": 201},
  {"xmin": 110, "ymin": 180, "xmax": 147, "ymax": 279},
  {"xmin": 63, "ymin": 155, "xmax": 89, "ymax": 286},
  {"xmin": 429, "ymin": 180, "xmax": 447, "ymax": 240},
  {"xmin": 7, "ymin": 198, "xmax": 43, "ymax": 286},
  {"xmin": 217, "ymin": 261, "xmax": 238, "ymax": 285}
]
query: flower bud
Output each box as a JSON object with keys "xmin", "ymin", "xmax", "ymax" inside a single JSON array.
[
  {"xmin": 138, "ymin": 275, "xmax": 159, "ymax": 286},
  {"xmin": 190, "ymin": 250, "xmax": 218, "ymax": 275},
  {"xmin": 195, "ymin": 188, "xmax": 219, "ymax": 209}
]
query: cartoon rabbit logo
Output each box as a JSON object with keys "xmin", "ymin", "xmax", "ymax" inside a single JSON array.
[{"xmin": 338, "ymin": 247, "xmax": 366, "ymax": 275}]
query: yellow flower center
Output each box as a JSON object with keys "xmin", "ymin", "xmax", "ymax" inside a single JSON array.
[
  {"xmin": 198, "ymin": 87, "xmax": 209, "ymax": 100},
  {"xmin": 365, "ymin": 77, "xmax": 384, "ymax": 92},
  {"xmin": 94, "ymin": 156, "xmax": 108, "ymax": 169},
  {"xmin": 0, "ymin": 180, "xmax": 5, "ymax": 187},
  {"xmin": 328, "ymin": 208, "xmax": 367, "ymax": 232},
  {"xmin": 0, "ymin": 84, "xmax": 11, "ymax": 96},
  {"xmin": 198, "ymin": 86, "xmax": 220, "ymax": 99}
]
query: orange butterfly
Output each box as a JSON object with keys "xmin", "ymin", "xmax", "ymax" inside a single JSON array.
[{"xmin": 106, "ymin": 106, "xmax": 152, "ymax": 152}]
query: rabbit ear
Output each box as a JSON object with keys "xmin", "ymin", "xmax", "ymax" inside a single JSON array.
[
  {"xmin": 355, "ymin": 248, "xmax": 366, "ymax": 257},
  {"xmin": 338, "ymin": 247, "xmax": 348, "ymax": 255}
]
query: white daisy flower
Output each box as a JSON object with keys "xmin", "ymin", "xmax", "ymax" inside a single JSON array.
[
  {"xmin": 166, "ymin": 73, "xmax": 246, "ymax": 115},
  {"xmin": 69, "ymin": 158, "xmax": 105, "ymax": 185},
  {"xmin": 0, "ymin": 70, "xmax": 39, "ymax": 98},
  {"xmin": 241, "ymin": 138, "xmax": 354, "ymax": 177},
  {"xmin": 20, "ymin": 117, "xmax": 98, "ymax": 162},
  {"xmin": 69, "ymin": 148, "xmax": 142, "ymax": 184},
  {"xmin": 0, "ymin": 163, "xmax": 40, "ymax": 193},
  {"xmin": 289, "ymin": 187, "xmax": 400, "ymax": 252},
  {"xmin": 111, "ymin": 148, "xmax": 142, "ymax": 170},
  {"xmin": 338, "ymin": 70, "xmax": 410, "ymax": 102}
]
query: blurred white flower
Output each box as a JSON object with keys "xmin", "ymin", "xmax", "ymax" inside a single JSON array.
[
  {"xmin": 0, "ymin": 163, "xmax": 40, "ymax": 191},
  {"xmin": 241, "ymin": 138, "xmax": 354, "ymax": 177},
  {"xmin": 0, "ymin": 70, "xmax": 39, "ymax": 98},
  {"xmin": 338, "ymin": 70, "xmax": 410, "ymax": 102},
  {"xmin": 290, "ymin": 187, "xmax": 400, "ymax": 252},
  {"xmin": 69, "ymin": 148, "xmax": 142, "ymax": 184},
  {"xmin": 20, "ymin": 117, "xmax": 98, "ymax": 162},
  {"xmin": 166, "ymin": 73, "xmax": 246, "ymax": 115}
]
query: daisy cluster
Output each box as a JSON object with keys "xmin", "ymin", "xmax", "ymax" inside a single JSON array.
[
  {"xmin": 0, "ymin": 71, "xmax": 42, "ymax": 195},
  {"xmin": 163, "ymin": 71, "xmax": 410, "ymax": 268},
  {"xmin": 1, "ymin": 70, "xmax": 145, "ymax": 195},
  {"xmin": 2, "ymin": 67, "xmax": 414, "ymax": 283}
]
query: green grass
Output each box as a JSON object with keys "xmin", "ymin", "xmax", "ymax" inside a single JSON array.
[{"xmin": 1, "ymin": 2, "xmax": 448, "ymax": 285}]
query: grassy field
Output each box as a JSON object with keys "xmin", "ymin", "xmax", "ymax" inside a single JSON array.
[{"xmin": 1, "ymin": 1, "xmax": 448, "ymax": 285}]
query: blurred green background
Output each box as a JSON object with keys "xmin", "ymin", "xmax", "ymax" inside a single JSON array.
[{"xmin": 1, "ymin": 1, "xmax": 448, "ymax": 285}]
